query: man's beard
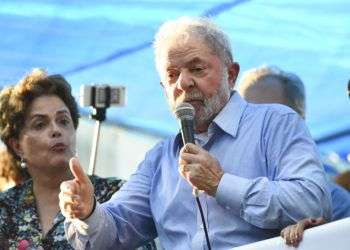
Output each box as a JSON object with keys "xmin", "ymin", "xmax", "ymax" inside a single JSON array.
[{"xmin": 169, "ymin": 69, "xmax": 231, "ymax": 130}]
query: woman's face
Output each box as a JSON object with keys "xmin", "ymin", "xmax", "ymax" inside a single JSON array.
[{"xmin": 14, "ymin": 95, "xmax": 76, "ymax": 171}]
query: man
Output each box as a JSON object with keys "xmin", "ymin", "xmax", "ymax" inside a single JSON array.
[
  {"xmin": 59, "ymin": 17, "xmax": 331, "ymax": 249},
  {"xmin": 238, "ymin": 66, "xmax": 305, "ymax": 119},
  {"xmin": 239, "ymin": 65, "xmax": 350, "ymax": 246}
]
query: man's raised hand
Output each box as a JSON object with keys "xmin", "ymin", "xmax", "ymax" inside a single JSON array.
[{"xmin": 59, "ymin": 157, "xmax": 95, "ymax": 220}]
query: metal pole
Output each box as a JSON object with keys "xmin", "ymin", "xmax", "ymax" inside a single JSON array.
[{"xmin": 88, "ymin": 120, "xmax": 101, "ymax": 175}]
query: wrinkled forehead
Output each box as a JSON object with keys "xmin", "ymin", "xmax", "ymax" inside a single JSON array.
[
  {"xmin": 163, "ymin": 32, "xmax": 208, "ymax": 50},
  {"xmin": 158, "ymin": 34, "xmax": 214, "ymax": 66}
]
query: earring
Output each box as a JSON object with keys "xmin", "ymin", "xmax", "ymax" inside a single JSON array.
[{"xmin": 20, "ymin": 157, "xmax": 27, "ymax": 169}]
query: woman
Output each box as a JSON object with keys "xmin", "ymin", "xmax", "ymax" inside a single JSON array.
[{"xmin": 0, "ymin": 69, "xmax": 155, "ymax": 249}]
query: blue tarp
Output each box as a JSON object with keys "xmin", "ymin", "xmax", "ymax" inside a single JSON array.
[{"xmin": 0, "ymin": 0, "xmax": 349, "ymax": 156}]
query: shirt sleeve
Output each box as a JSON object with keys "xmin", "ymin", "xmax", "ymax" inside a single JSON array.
[
  {"xmin": 65, "ymin": 202, "xmax": 119, "ymax": 250},
  {"xmin": 216, "ymin": 112, "xmax": 332, "ymax": 229},
  {"xmin": 64, "ymin": 145, "xmax": 160, "ymax": 249}
]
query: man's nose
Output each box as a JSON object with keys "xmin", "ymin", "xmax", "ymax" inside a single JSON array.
[{"xmin": 177, "ymin": 71, "xmax": 195, "ymax": 91}]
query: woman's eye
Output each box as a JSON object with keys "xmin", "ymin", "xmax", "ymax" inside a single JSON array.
[
  {"xmin": 33, "ymin": 122, "xmax": 45, "ymax": 130},
  {"xmin": 60, "ymin": 118, "xmax": 71, "ymax": 126}
]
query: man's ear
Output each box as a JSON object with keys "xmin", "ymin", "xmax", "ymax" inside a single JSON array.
[
  {"xmin": 227, "ymin": 62, "xmax": 240, "ymax": 89},
  {"xmin": 8, "ymin": 138, "xmax": 22, "ymax": 158}
]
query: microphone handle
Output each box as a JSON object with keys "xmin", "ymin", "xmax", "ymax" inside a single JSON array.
[
  {"xmin": 180, "ymin": 119, "xmax": 199, "ymax": 197},
  {"xmin": 180, "ymin": 119, "xmax": 195, "ymax": 144}
]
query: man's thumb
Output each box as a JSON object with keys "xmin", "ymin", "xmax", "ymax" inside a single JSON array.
[{"xmin": 69, "ymin": 157, "xmax": 88, "ymax": 183}]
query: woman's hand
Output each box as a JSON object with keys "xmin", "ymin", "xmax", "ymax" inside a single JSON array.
[{"xmin": 59, "ymin": 157, "xmax": 95, "ymax": 220}]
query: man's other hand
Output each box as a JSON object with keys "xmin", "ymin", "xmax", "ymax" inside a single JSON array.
[
  {"xmin": 59, "ymin": 157, "xmax": 95, "ymax": 220},
  {"xmin": 280, "ymin": 217, "xmax": 326, "ymax": 247}
]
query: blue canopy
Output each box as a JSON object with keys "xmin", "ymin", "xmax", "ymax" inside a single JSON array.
[{"xmin": 1, "ymin": 0, "xmax": 349, "ymax": 157}]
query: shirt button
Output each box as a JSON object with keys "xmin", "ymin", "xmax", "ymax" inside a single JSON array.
[{"xmin": 200, "ymin": 224, "xmax": 204, "ymax": 229}]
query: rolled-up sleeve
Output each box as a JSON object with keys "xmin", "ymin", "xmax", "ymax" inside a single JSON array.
[{"xmin": 216, "ymin": 112, "xmax": 332, "ymax": 229}]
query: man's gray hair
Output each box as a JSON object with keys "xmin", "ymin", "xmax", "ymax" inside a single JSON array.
[
  {"xmin": 240, "ymin": 65, "xmax": 306, "ymax": 118},
  {"xmin": 153, "ymin": 16, "xmax": 233, "ymax": 74}
]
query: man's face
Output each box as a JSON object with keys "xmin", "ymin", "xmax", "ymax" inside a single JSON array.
[{"xmin": 160, "ymin": 36, "xmax": 237, "ymax": 132}]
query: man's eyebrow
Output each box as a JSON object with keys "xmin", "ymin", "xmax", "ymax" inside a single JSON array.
[
  {"xmin": 166, "ymin": 66, "xmax": 178, "ymax": 71},
  {"xmin": 165, "ymin": 57, "xmax": 206, "ymax": 72},
  {"xmin": 186, "ymin": 57, "xmax": 205, "ymax": 65}
]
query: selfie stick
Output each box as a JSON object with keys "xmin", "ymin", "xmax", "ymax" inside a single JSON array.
[
  {"xmin": 88, "ymin": 108, "xmax": 106, "ymax": 175},
  {"xmin": 80, "ymin": 85, "xmax": 125, "ymax": 176}
]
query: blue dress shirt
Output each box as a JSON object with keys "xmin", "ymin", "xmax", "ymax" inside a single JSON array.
[{"xmin": 65, "ymin": 92, "xmax": 331, "ymax": 249}]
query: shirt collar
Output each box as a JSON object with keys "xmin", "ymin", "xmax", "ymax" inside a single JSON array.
[
  {"xmin": 173, "ymin": 91, "xmax": 248, "ymax": 150},
  {"xmin": 212, "ymin": 91, "xmax": 248, "ymax": 138}
]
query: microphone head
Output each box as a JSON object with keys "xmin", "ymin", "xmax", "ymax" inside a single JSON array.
[{"xmin": 175, "ymin": 102, "xmax": 195, "ymax": 121}]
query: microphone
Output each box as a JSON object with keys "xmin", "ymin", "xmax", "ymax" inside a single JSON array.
[
  {"xmin": 175, "ymin": 102, "xmax": 195, "ymax": 144},
  {"xmin": 348, "ymin": 80, "xmax": 350, "ymax": 99},
  {"xmin": 175, "ymin": 102, "xmax": 199, "ymax": 197}
]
